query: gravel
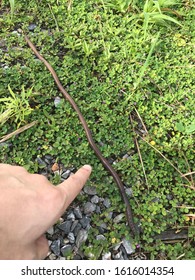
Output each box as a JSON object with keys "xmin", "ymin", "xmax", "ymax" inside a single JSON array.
[{"xmin": 30, "ymin": 155, "xmax": 140, "ymax": 260}]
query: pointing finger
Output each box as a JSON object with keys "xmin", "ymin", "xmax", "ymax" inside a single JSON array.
[{"xmin": 57, "ymin": 164, "xmax": 92, "ymax": 211}]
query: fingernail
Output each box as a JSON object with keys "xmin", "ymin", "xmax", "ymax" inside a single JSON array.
[{"xmin": 83, "ymin": 164, "xmax": 92, "ymax": 171}]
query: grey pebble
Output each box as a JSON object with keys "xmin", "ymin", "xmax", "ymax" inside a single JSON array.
[
  {"xmin": 107, "ymin": 211, "xmax": 113, "ymax": 219},
  {"xmin": 113, "ymin": 250, "xmax": 124, "ymax": 260},
  {"xmin": 125, "ymin": 187, "xmax": 133, "ymax": 197},
  {"xmin": 70, "ymin": 220, "xmax": 79, "ymax": 232},
  {"xmin": 113, "ymin": 213, "xmax": 125, "ymax": 223},
  {"xmin": 73, "ymin": 223, "xmax": 82, "ymax": 236},
  {"xmin": 96, "ymin": 235, "xmax": 106, "ymax": 241},
  {"xmin": 58, "ymin": 220, "xmax": 72, "ymax": 234},
  {"xmin": 95, "ymin": 205, "xmax": 101, "ymax": 214},
  {"xmin": 166, "ymin": 194, "xmax": 173, "ymax": 200},
  {"xmin": 50, "ymin": 239, "xmax": 61, "ymax": 256},
  {"xmin": 98, "ymin": 222, "xmax": 107, "ymax": 234},
  {"xmin": 122, "ymin": 238, "xmax": 135, "ymax": 255},
  {"xmin": 61, "ymin": 170, "xmax": 71, "ymax": 180},
  {"xmin": 67, "ymin": 212, "xmax": 75, "ymax": 220},
  {"xmin": 103, "ymin": 198, "xmax": 111, "ymax": 208},
  {"xmin": 36, "ymin": 157, "xmax": 46, "ymax": 167},
  {"xmin": 102, "ymin": 252, "xmax": 111, "ymax": 260},
  {"xmin": 47, "ymin": 227, "xmax": 54, "ymax": 235},
  {"xmin": 76, "ymin": 229, "xmax": 88, "ymax": 248},
  {"xmin": 54, "ymin": 96, "xmax": 61, "ymax": 107},
  {"xmin": 80, "ymin": 216, "xmax": 91, "ymax": 229},
  {"xmin": 63, "ymin": 238, "xmax": 70, "ymax": 244},
  {"xmin": 84, "ymin": 185, "xmax": 97, "ymax": 195},
  {"xmin": 84, "ymin": 202, "xmax": 96, "ymax": 214},
  {"xmin": 44, "ymin": 154, "xmax": 53, "ymax": 160},
  {"xmin": 48, "ymin": 253, "xmax": 57, "ymax": 260},
  {"xmin": 74, "ymin": 206, "xmax": 83, "ymax": 219},
  {"xmin": 28, "ymin": 23, "xmax": 37, "ymax": 31},
  {"xmin": 91, "ymin": 195, "xmax": 99, "ymax": 204},
  {"xmin": 67, "ymin": 232, "xmax": 75, "ymax": 244}
]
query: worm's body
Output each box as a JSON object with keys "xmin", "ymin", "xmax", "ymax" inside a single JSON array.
[{"xmin": 25, "ymin": 35, "xmax": 137, "ymax": 236}]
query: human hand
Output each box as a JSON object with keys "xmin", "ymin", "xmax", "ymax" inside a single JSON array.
[{"xmin": 0, "ymin": 163, "xmax": 92, "ymax": 260}]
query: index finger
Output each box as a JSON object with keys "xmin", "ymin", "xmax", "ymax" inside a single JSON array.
[
  {"xmin": 57, "ymin": 164, "xmax": 92, "ymax": 210},
  {"xmin": 34, "ymin": 164, "xmax": 92, "ymax": 236}
]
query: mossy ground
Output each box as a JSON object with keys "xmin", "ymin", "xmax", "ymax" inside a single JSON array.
[{"xmin": 0, "ymin": 0, "xmax": 194, "ymax": 259}]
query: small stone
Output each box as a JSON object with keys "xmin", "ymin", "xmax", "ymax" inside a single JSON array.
[
  {"xmin": 63, "ymin": 238, "xmax": 70, "ymax": 244},
  {"xmin": 84, "ymin": 202, "xmax": 96, "ymax": 214},
  {"xmin": 102, "ymin": 252, "xmax": 111, "ymax": 260},
  {"xmin": 76, "ymin": 229, "xmax": 88, "ymax": 248},
  {"xmin": 91, "ymin": 195, "xmax": 99, "ymax": 204},
  {"xmin": 103, "ymin": 198, "xmax": 111, "ymax": 208},
  {"xmin": 122, "ymin": 153, "xmax": 130, "ymax": 159},
  {"xmin": 113, "ymin": 243, "xmax": 122, "ymax": 251},
  {"xmin": 50, "ymin": 239, "xmax": 61, "ymax": 256},
  {"xmin": 67, "ymin": 232, "xmax": 75, "ymax": 244},
  {"xmin": 28, "ymin": 23, "xmax": 37, "ymax": 31},
  {"xmin": 61, "ymin": 170, "xmax": 71, "ymax": 179},
  {"xmin": 48, "ymin": 253, "xmax": 57, "ymax": 260},
  {"xmin": 80, "ymin": 216, "xmax": 91, "ymax": 229},
  {"xmin": 67, "ymin": 212, "xmax": 75, "ymax": 220},
  {"xmin": 44, "ymin": 154, "xmax": 53, "ymax": 164},
  {"xmin": 113, "ymin": 250, "xmax": 124, "ymax": 260},
  {"xmin": 47, "ymin": 227, "xmax": 54, "ymax": 235},
  {"xmin": 125, "ymin": 187, "xmax": 133, "ymax": 197},
  {"xmin": 120, "ymin": 245, "xmax": 129, "ymax": 260},
  {"xmin": 58, "ymin": 220, "xmax": 72, "ymax": 234},
  {"xmin": 54, "ymin": 96, "xmax": 61, "ymax": 107},
  {"xmin": 36, "ymin": 157, "xmax": 46, "ymax": 167},
  {"xmin": 95, "ymin": 206, "xmax": 101, "ymax": 214},
  {"xmin": 73, "ymin": 223, "xmax": 82, "ymax": 236},
  {"xmin": 166, "ymin": 194, "xmax": 173, "ymax": 200},
  {"xmin": 71, "ymin": 220, "xmax": 79, "ymax": 232},
  {"xmin": 61, "ymin": 245, "xmax": 72, "ymax": 257},
  {"xmin": 96, "ymin": 235, "xmax": 106, "ymax": 241},
  {"xmin": 98, "ymin": 222, "xmax": 107, "ymax": 234},
  {"xmin": 107, "ymin": 212, "xmax": 113, "ymax": 219},
  {"xmin": 122, "ymin": 238, "xmax": 135, "ymax": 255},
  {"xmin": 84, "ymin": 185, "xmax": 97, "ymax": 195},
  {"xmin": 73, "ymin": 206, "xmax": 83, "ymax": 219},
  {"xmin": 113, "ymin": 213, "xmax": 125, "ymax": 223}
]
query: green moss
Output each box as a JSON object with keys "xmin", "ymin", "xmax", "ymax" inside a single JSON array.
[{"xmin": 0, "ymin": 0, "xmax": 194, "ymax": 259}]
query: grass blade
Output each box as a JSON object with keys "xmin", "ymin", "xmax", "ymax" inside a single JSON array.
[
  {"xmin": 133, "ymin": 32, "xmax": 160, "ymax": 91},
  {"xmin": 9, "ymin": 0, "xmax": 15, "ymax": 19}
]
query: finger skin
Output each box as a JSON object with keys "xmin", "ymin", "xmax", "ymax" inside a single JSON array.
[
  {"xmin": 0, "ymin": 163, "xmax": 92, "ymax": 259},
  {"xmin": 57, "ymin": 164, "xmax": 92, "ymax": 212},
  {"xmin": 27, "ymin": 164, "xmax": 92, "ymax": 236}
]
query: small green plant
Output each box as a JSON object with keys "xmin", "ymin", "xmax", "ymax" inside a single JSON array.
[
  {"xmin": 0, "ymin": 0, "xmax": 194, "ymax": 260},
  {"xmin": 132, "ymin": 32, "xmax": 160, "ymax": 91},
  {"xmin": 129, "ymin": 0, "xmax": 182, "ymax": 38},
  {"xmin": 0, "ymin": 85, "xmax": 33, "ymax": 127},
  {"xmin": 9, "ymin": 0, "xmax": 15, "ymax": 19},
  {"xmin": 176, "ymin": 121, "xmax": 195, "ymax": 134},
  {"xmin": 102, "ymin": 0, "xmax": 137, "ymax": 13}
]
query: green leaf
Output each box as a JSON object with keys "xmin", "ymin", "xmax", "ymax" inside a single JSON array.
[
  {"xmin": 175, "ymin": 122, "xmax": 185, "ymax": 132},
  {"xmin": 152, "ymin": 14, "xmax": 182, "ymax": 26},
  {"xmin": 186, "ymin": 122, "xmax": 195, "ymax": 134},
  {"xmin": 8, "ymin": 85, "xmax": 16, "ymax": 99}
]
